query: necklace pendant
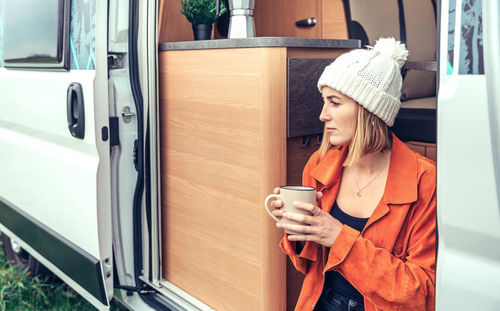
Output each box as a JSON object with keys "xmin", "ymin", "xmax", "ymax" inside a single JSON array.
[{"xmin": 356, "ymin": 191, "xmax": 362, "ymax": 198}]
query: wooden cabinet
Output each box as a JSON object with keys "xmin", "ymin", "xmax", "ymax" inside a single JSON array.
[
  {"xmin": 405, "ymin": 141, "xmax": 437, "ymax": 161},
  {"xmin": 158, "ymin": 0, "xmax": 196, "ymax": 42},
  {"xmin": 158, "ymin": 45, "xmax": 351, "ymax": 310},
  {"xmin": 158, "ymin": 0, "xmax": 349, "ymax": 42},
  {"xmin": 254, "ymin": 0, "xmax": 348, "ymax": 39},
  {"xmin": 159, "ymin": 47, "xmax": 287, "ymax": 311}
]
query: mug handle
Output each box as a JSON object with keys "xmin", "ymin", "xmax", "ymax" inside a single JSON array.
[{"xmin": 264, "ymin": 194, "xmax": 281, "ymax": 222}]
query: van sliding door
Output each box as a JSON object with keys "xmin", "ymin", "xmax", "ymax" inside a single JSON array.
[
  {"xmin": 436, "ymin": 0, "xmax": 500, "ymax": 309},
  {"xmin": 0, "ymin": 0, "xmax": 112, "ymax": 309}
]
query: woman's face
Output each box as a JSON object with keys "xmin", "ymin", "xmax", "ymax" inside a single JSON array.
[{"xmin": 319, "ymin": 86, "xmax": 358, "ymax": 146}]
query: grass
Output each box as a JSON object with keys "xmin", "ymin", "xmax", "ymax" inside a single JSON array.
[{"xmin": 0, "ymin": 238, "xmax": 129, "ymax": 311}]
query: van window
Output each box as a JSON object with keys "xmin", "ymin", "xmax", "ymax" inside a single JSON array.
[
  {"xmin": 447, "ymin": 0, "xmax": 456, "ymax": 74},
  {"xmin": 0, "ymin": 0, "xmax": 95, "ymax": 70},
  {"xmin": 69, "ymin": 0, "xmax": 96, "ymax": 70},
  {"xmin": 2, "ymin": 0, "xmax": 69, "ymax": 70},
  {"xmin": 459, "ymin": 0, "xmax": 483, "ymax": 74}
]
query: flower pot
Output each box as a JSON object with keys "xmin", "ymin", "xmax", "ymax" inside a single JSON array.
[{"xmin": 192, "ymin": 24, "xmax": 213, "ymax": 40}]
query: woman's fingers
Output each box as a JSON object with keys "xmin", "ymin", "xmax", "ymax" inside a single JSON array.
[
  {"xmin": 282, "ymin": 211, "xmax": 315, "ymax": 225},
  {"xmin": 271, "ymin": 199, "xmax": 283, "ymax": 209},
  {"xmin": 273, "ymin": 187, "xmax": 280, "ymax": 194},
  {"xmin": 316, "ymin": 191, "xmax": 323, "ymax": 201},
  {"xmin": 293, "ymin": 201, "xmax": 320, "ymax": 217},
  {"xmin": 272, "ymin": 208, "xmax": 284, "ymax": 218},
  {"xmin": 287, "ymin": 234, "xmax": 317, "ymax": 242},
  {"xmin": 281, "ymin": 222, "xmax": 318, "ymax": 234}
]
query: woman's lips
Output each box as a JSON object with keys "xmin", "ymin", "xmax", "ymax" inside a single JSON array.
[{"xmin": 326, "ymin": 127, "xmax": 336, "ymax": 132}]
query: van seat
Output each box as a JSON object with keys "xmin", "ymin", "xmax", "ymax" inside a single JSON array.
[
  {"xmin": 401, "ymin": 97, "xmax": 436, "ymax": 110},
  {"xmin": 346, "ymin": 0, "xmax": 400, "ymax": 46},
  {"xmin": 344, "ymin": 0, "xmax": 437, "ymax": 144}
]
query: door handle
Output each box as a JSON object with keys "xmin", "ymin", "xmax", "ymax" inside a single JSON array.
[
  {"xmin": 67, "ymin": 82, "xmax": 85, "ymax": 139},
  {"xmin": 296, "ymin": 17, "xmax": 317, "ymax": 27}
]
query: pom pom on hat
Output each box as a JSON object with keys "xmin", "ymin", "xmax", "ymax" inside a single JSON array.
[
  {"xmin": 317, "ymin": 37, "xmax": 408, "ymax": 127},
  {"xmin": 371, "ymin": 37, "xmax": 409, "ymax": 70}
]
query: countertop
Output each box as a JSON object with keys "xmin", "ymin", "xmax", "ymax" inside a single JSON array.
[{"xmin": 159, "ymin": 37, "xmax": 360, "ymax": 51}]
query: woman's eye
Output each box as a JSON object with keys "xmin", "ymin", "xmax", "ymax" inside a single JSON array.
[{"xmin": 330, "ymin": 101, "xmax": 340, "ymax": 106}]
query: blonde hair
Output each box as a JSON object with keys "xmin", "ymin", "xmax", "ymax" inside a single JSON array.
[{"xmin": 319, "ymin": 104, "xmax": 391, "ymax": 166}]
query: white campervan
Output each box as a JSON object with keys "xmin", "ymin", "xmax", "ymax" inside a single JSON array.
[{"xmin": 0, "ymin": 0, "xmax": 499, "ymax": 310}]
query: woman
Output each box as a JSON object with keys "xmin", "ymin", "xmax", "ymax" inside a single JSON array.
[{"xmin": 271, "ymin": 38, "xmax": 436, "ymax": 311}]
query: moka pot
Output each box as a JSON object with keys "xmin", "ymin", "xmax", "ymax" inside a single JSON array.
[{"xmin": 227, "ymin": 0, "xmax": 255, "ymax": 38}]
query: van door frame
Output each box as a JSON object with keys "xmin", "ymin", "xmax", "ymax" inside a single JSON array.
[{"xmin": 0, "ymin": 0, "xmax": 113, "ymax": 308}]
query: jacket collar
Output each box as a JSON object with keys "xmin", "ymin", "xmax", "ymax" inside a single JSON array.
[
  {"xmin": 383, "ymin": 134, "xmax": 418, "ymax": 204},
  {"xmin": 310, "ymin": 133, "xmax": 418, "ymax": 205},
  {"xmin": 310, "ymin": 146, "xmax": 347, "ymax": 189}
]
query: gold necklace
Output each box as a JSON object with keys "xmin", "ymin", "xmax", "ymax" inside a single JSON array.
[{"xmin": 350, "ymin": 162, "xmax": 388, "ymax": 198}]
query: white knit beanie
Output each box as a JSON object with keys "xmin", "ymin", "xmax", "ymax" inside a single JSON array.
[{"xmin": 317, "ymin": 38, "xmax": 409, "ymax": 127}]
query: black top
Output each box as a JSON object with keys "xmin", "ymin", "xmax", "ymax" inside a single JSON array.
[{"xmin": 324, "ymin": 201, "xmax": 369, "ymax": 303}]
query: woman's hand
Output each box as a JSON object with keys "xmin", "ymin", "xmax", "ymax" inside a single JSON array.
[
  {"xmin": 270, "ymin": 187, "xmax": 323, "ymax": 218},
  {"xmin": 271, "ymin": 187, "xmax": 342, "ymax": 247},
  {"xmin": 279, "ymin": 201, "xmax": 343, "ymax": 248}
]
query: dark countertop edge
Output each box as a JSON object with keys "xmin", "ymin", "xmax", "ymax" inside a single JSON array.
[{"xmin": 159, "ymin": 37, "xmax": 361, "ymax": 51}]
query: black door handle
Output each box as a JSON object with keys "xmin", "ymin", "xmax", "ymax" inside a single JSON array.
[
  {"xmin": 67, "ymin": 82, "xmax": 85, "ymax": 139},
  {"xmin": 295, "ymin": 17, "xmax": 317, "ymax": 27}
]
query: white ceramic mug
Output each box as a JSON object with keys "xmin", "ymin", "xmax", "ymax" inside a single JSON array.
[{"xmin": 264, "ymin": 186, "xmax": 316, "ymax": 234}]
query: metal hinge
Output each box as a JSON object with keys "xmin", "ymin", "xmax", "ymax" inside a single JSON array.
[{"xmin": 102, "ymin": 258, "xmax": 113, "ymax": 279}]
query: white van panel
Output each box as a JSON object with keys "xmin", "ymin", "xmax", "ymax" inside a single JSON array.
[
  {"xmin": 437, "ymin": 73, "xmax": 500, "ymax": 311},
  {"xmin": 0, "ymin": 70, "xmax": 96, "ymax": 142},
  {"xmin": 0, "ymin": 70, "xmax": 104, "ymax": 258},
  {"xmin": 437, "ymin": 1, "xmax": 500, "ymax": 308},
  {"xmin": 437, "ymin": 76, "xmax": 500, "ymax": 232},
  {"xmin": 109, "ymin": 0, "xmax": 129, "ymax": 52}
]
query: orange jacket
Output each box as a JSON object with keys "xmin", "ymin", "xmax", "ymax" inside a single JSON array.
[{"xmin": 281, "ymin": 134, "xmax": 436, "ymax": 311}]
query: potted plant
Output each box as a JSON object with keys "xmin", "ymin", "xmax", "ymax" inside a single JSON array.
[{"xmin": 180, "ymin": 0, "xmax": 227, "ymax": 40}]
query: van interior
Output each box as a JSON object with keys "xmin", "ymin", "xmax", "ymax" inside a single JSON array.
[{"xmin": 154, "ymin": 0, "xmax": 437, "ymax": 310}]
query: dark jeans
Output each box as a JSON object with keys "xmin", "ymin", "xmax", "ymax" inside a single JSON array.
[{"xmin": 314, "ymin": 288, "xmax": 364, "ymax": 311}]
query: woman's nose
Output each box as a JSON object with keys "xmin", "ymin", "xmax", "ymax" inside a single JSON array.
[{"xmin": 319, "ymin": 104, "xmax": 331, "ymax": 122}]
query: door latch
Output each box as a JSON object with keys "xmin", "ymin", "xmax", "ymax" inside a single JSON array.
[{"xmin": 122, "ymin": 106, "xmax": 135, "ymax": 123}]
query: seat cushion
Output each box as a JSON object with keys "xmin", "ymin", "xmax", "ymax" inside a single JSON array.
[
  {"xmin": 348, "ymin": 0, "xmax": 400, "ymax": 45},
  {"xmin": 401, "ymin": 0, "xmax": 437, "ymax": 100}
]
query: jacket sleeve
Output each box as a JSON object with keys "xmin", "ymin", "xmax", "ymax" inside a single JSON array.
[
  {"xmin": 325, "ymin": 170, "xmax": 436, "ymax": 311},
  {"xmin": 279, "ymin": 151, "xmax": 321, "ymax": 275}
]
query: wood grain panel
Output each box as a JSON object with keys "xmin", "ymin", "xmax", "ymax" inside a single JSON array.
[
  {"xmin": 159, "ymin": 0, "xmax": 166, "ymax": 37},
  {"xmin": 405, "ymin": 141, "xmax": 426, "ymax": 157},
  {"xmin": 254, "ymin": 0, "xmax": 322, "ymax": 38},
  {"xmin": 321, "ymin": 0, "xmax": 349, "ymax": 39},
  {"xmin": 287, "ymin": 136, "xmax": 322, "ymax": 186},
  {"xmin": 258, "ymin": 48, "xmax": 288, "ymax": 311},
  {"xmin": 159, "ymin": 47, "xmax": 287, "ymax": 310},
  {"xmin": 159, "ymin": 0, "xmax": 196, "ymax": 42},
  {"xmin": 285, "ymin": 136, "xmax": 320, "ymax": 310},
  {"xmin": 406, "ymin": 141, "xmax": 437, "ymax": 162},
  {"xmin": 426, "ymin": 145, "xmax": 436, "ymax": 162},
  {"xmin": 254, "ymin": 0, "xmax": 348, "ymax": 39},
  {"xmin": 160, "ymin": 0, "xmax": 348, "ymax": 41}
]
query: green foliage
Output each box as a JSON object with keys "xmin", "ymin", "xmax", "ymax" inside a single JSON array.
[
  {"xmin": 0, "ymin": 239, "xmax": 127, "ymax": 311},
  {"xmin": 180, "ymin": 0, "xmax": 227, "ymax": 25}
]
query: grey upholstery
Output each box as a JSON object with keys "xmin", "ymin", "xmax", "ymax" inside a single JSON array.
[
  {"xmin": 344, "ymin": 0, "xmax": 437, "ymax": 142},
  {"xmin": 345, "ymin": 0, "xmax": 436, "ymax": 106}
]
